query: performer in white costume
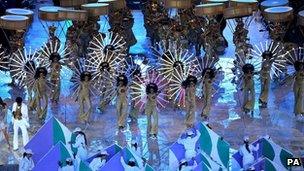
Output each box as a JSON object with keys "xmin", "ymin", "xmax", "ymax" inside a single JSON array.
[
  {"xmin": 239, "ymin": 136, "xmax": 259, "ymax": 170},
  {"xmin": 72, "ymin": 128, "xmax": 88, "ymax": 160},
  {"xmin": 12, "ymin": 97, "xmax": 29, "ymax": 150},
  {"xmin": 177, "ymin": 129, "xmax": 201, "ymax": 160},
  {"xmin": 89, "ymin": 150, "xmax": 109, "ymax": 171},
  {"xmin": 19, "ymin": 149, "xmax": 34, "ymax": 171}
]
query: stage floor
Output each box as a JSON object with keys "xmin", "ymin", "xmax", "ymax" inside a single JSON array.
[{"xmin": 0, "ymin": 1, "xmax": 304, "ymax": 170}]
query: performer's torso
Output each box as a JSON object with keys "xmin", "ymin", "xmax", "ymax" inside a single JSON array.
[
  {"xmin": 203, "ymin": 78, "xmax": 212, "ymax": 92},
  {"xmin": 147, "ymin": 93, "xmax": 157, "ymax": 107},
  {"xmin": 80, "ymin": 81, "xmax": 90, "ymax": 96},
  {"xmin": 37, "ymin": 78, "xmax": 46, "ymax": 93},
  {"xmin": 295, "ymin": 71, "xmax": 304, "ymax": 85},
  {"xmin": 244, "ymin": 74, "xmax": 254, "ymax": 89},
  {"xmin": 51, "ymin": 63, "xmax": 61, "ymax": 79},
  {"xmin": 186, "ymin": 87, "xmax": 196, "ymax": 102},
  {"xmin": 117, "ymin": 86, "xmax": 127, "ymax": 101},
  {"xmin": 14, "ymin": 105, "xmax": 22, "ymax": 120},
  {"xmin": 261, "ymin": 61, "xmax": 271, "ymax": 78}
]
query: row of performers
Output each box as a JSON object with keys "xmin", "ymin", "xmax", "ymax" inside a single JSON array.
[
  {"xmin": 1, "ymin": 37, "xmax": 303, "ymax": 129},
  {"xmin": 5, "ymin": 53, "xmax": 303, "ymax": 134}
]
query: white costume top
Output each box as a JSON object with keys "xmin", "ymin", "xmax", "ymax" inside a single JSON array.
[
  {"xmin": 177, "ymin": 130, "xmax": 201, "ymax": 159},
  {"xmin": 58, "ymin": 165, "xmax": 74, "ymax": 171},
  {"xmin": 19, "ymin": 157, "xmax": 34, "ymax": 171},
  {"xmin": 89, "ymin": 158, "xmax": 106, "ymax": 171},
  {"xmin": 12, "ymin": 102, "xmax": 29, "ymax": 122},
  {"xmin": 72, "ymin": 133, "xmax": 88, "ymax": 160},
  {"xmin": 120, "ymin": 157, "xmax": 144, "ymax": 171},
  {"xmin": 239, "ymin": 144, "xmax": 259, "ymax": 169}
]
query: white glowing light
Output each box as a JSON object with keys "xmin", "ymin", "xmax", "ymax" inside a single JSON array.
[
  {"xmin": 38, "ymin": 40, "xmax": 71, "ymax": 68},
  {"xmin": 130, "ymin": 70, "xmax": 168, "ymax": 110},
  {"xmin": 10, "ymin": 47, "xmax": 40, "ymax": 89},
  {"xmin": 283, "ymin": 47, "xmax": 304, "ymax": 66},
  {"xmin": 88, "ymin": 32, "xmax": 127, "ymax": 59},
  {"xmin": 230, "ymin": 50, "xmax": 262, "ymax": 89},
  {"xmin": 249, "ymin": 41, "xmax": 286, "ymax": 79}
]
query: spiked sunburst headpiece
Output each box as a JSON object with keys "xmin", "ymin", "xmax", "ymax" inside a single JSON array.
[
  {"xmin": 130, "ymin": 70, "xmax": 168, "ymax": 110},
  {"xmin": 38, "ymin": 40, "xmax": 71, "ymax": 68},
  {"xmin": 249, "ymin": 41, "xmax": 286, "ymax": 78},
  {"xmin": 10, "ymin": 47, "xmax": 42, "ymax": 88},
  {"xmin": 88, "ymin": 32, "xmax": 127, "ymax": 57}
]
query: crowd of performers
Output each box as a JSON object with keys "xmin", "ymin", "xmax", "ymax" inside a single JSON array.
[
  {"xmin": 0, "ymin": 12, "xmax": 304, "ymax": 136},
  {"xmin": 0, "ymin": 29, "xmax": 303, "ymax": 143}
]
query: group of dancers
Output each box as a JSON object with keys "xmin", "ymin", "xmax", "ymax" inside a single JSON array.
[{"xmin": 0, "ymin": 26, "xmax": 303, "ymax": 141}]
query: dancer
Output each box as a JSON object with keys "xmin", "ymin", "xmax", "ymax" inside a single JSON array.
[
  {"xmin": 98, "ymin": 63, "xmax": 113, "ymax": 112},
  {"xmin": 249, "ymin": 41, "xmax": 285, "ymax": 108},
  {"xmin": 178, "ymin": 159, "xmax": 197, "ymax": 171},
  {"xmin": 78, "ymin": 72, "xmax": 92, "ymax": 123},
  {"xmin": 242, "ymin": 64, "xmax": 255, "ymax": 115},
  {"xmin": 120, "ymin": 157, "xmax": 144, "ymax": 171},
  {"xmin": 239, "ymin": 136, "xmax": 259, "ymax": 170},
  {"xmin": 32, "ymin": 67, "xmax": 48, "ymax": 121},
  {"xmin": 0, "ymin": 97, "xmax": 10, "ymax": 149},
  {"xmin": 89, "ymin": 150, "xmax": 108, "ymax": 171},
  {"xmin": 184, "ymin": 75, "xmax": 197, "ymax": 128},
  {"xmin": 116, "ymin": 74, "xmax": 128, "ymax": 130},
  {"xmin": 49, "ymin": 52, "xmax": 62, "ymax": 103},
  {"xmin": 12, "ymin": 97, "xmax": 29, "ymax": 151},
  {"xmin": 177, "ymin": 129, "xmax": 201, "ymax": 160},
  {"xmin": 293, "ymin": 61, "xmax": 304, "ymax": 119},
  {"xmin": 70, "ymin": 127, "xmax": 88, "ymax": 161},
  {"xmin": 282, "ymin": 47, "xmax": 304, "ymax": 119},
  {"xmin": 233, "ymin": 51, "xmax": 260, "ymax": 115},
  {"xmin": 19, "ymin": 149, "xmax": 34, "ymax": 171},
  {"xmin": 39, "ymin": 37, "xmax": 70, "ymax": 104},
  {"xmin": 145, "ymin": 83, "xmax": 159, "ymax": 139},
  {"xmin": 201, "ymin": 68, "xmax": 216, "ymax": 119},
  {"xmin": 259, "ymin": 51, "xmax": 272, "ymax": 108}
]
